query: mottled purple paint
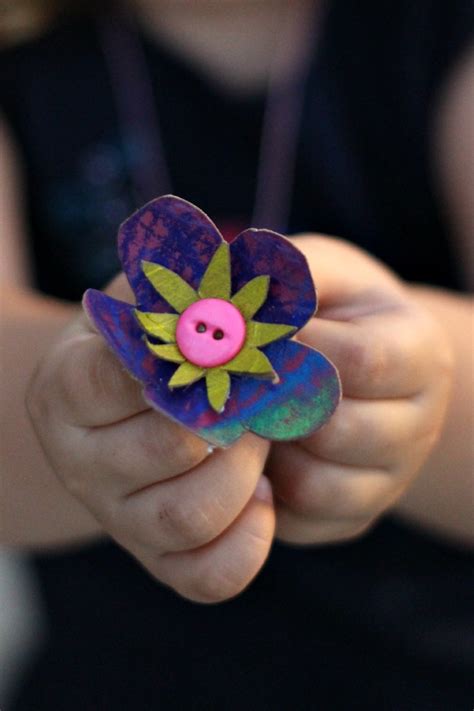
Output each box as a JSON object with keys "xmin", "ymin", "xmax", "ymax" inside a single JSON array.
[
  {"xmin": 230, "ymin": 229, "xmax": 316, "ymax": 329},
  {"xmin": 118, "ymin": 195, "xmax": 222, "ymax": 312},
  {"xmin": 84, "ymin": 195, "xmax": 341, "ymax": 446}
]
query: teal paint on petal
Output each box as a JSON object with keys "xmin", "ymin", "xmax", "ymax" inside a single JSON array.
[{"xmin": 247, "ymin": 386, "xmax": 336, "ymax": 441}]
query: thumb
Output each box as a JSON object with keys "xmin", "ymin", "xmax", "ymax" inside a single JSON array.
[
  {"xmin": 43, "ymin": 272, "xmax": 148, "ymax": 428},
  {"xmin": 291, "ymin": 234, "xmax": 404, "ymax": 317}
]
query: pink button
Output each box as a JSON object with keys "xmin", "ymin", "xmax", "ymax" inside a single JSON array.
[{"xmin": 176, "ymin": 298, "xmax": 246, "ymax": 368}]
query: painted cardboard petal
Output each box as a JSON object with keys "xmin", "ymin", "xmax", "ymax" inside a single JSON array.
[
  {"xmin": 230, "ymin": 229, "xmax": 317, "ymax": 329},
  {"xmin": 83, "ymin": 290, "xmax": 173, "ymax": 384},
  {"xmin": 118, "ymin": 195, "xmax": 223, "ymax": 313},
  {"xmin": 83, "ymin": 290, "xmax": 341, "ymax": 448}
]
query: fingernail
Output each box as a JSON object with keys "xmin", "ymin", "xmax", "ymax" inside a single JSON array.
[{"xmin": 254, "ymin": 475, "xmax": 273, "ymax": 504}]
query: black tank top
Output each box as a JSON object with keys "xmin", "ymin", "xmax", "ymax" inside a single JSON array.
[{"xmin": 1, "ymin": 2, "xmax": 473, "ymax": 709}]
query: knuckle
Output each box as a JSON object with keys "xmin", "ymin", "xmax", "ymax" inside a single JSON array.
[
  {"xmin": 306, "ymin": 407, "xmax": 352, "ymax": 457},
  {"xmin": 346, "ymin": 333, "xmax": 388, "ymax": 392},
  {"xmin": 282, "ymin": 469, "xmax": 347, "ymax": 518},
  {"xmin": 326, "ymin": 475, "xmax": 393, "ymax": 520},
  {"xmin": 164, "ymin": 426, "xmax": 209, "ymax": 474},
  {"xmin": 158, "ymin": 498, "xmax": 217, "ymax": 549},
  {"xmin": 60, "ymin": 338, "xmax": 122, "ymax": 422},
  {"xmin": 132, "ymin": 428, "xmax": 163, "ymax": 466},
  {"xmin": 314, "ymin": 474, "xmax": 354, "ymax": 518},
  {"xmin": 291, "ymin": 482, "xmax": 317, "ymax": 516},
  {"xmin": 375, "ymin": 418, "xmax": 408, "ymax": 463},
  {"xmin": 84, "ymin": 344, "xmax": 115, "ymax": 403},
  {"xmin": 285, "ymin": 469, "xmax": 392, "ymax": 521},
  {"xmin": 56, "ymin": 350, "xmax": 79, "ymax": 402},
  {"xmin": 361, "ymin": 339, "xmax": 390, "ymax": 387},
  {"xmin": 392, "ymin": 315, "xmax": 423, "ymax": 361},
  {"xmin": 134, "ymin": 414, "xmax": 208, "ymax": 476},
  {"xmin": 55, "ymin": 433, "xmax": 94, "ymax": 497},
  {"xmin": 131, "ymin": 418, "xmax": 177, "ymax": 468},
  {"xmin": 277, "ymin": 471, "xmax": 317, "ymax": 515},
  {"xmin": 328, "ymin": 405, "xmax": 365, "ymax": 453},
  {"xmin": 54, "ymin": 344, "xmax": 91, "ymax": 422}
]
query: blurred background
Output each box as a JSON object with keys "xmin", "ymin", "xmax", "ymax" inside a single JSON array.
[
  {"xmin": 1, "ymin": 2, "xmax": 64, "ymax": 703},
  {"xmin": 0, "ymin": 7, "xmax": 49, "ymax": 708},
  {"xmin": 0, "ymin": 0, "xmax": 472, "ymax": 709},
  {"xmin": 0, "ymin": 551, "xmax": 43, "ymax": 707}
]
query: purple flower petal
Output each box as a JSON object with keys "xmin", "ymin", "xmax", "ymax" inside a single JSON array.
[
  {"xmin": 83, "ymin": 289, "xmax": 175, "ymax": 384},
  {"xmin": 196, "ymin": 340, "xmax": 341, "ymax": 445},
  {"xmin": 118, "ymin": 195, "xmax": 224, "ymax": 312},
  {"xmin": 241, "ymin": 340, "xmax": 341, "ymax": 442},
  {"xmin": 230, "ymin": 229, "xmax": 316, "ymax": 329}
]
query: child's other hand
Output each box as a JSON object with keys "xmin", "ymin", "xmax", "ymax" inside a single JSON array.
[
  {"xmin": 266, "ymin": 236, "xmax": 453, "ymax": 544},
  {"xmin": 26, "ymin": 275, "xmax": 274, "ymax": 603}
]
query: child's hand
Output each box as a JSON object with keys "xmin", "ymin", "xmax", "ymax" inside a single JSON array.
[
  {"xmin": 26, "ymin": 275, "xmax": 274, "ymax": 603},
  {"xmin": 266, "ymin": 236, "xmax": 453, "ymax": 545},
  {"xmin": 25, "ymin": 237, "xmax": 454, "ymax": 600}
]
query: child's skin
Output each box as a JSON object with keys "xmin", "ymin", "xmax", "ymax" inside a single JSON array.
[
  {"xmin": 25, "ymin": 236, "xmax": 454, "ymax": 602},
  {"xmin": 1, "ymin": 2, "xmax": 473, "ymax": 603}
]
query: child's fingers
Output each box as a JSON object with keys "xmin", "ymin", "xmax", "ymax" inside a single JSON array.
[
  {"xmin": 34, "ymin": 327, "xmax": 149, "ymax": 427},
  {"xmin": 83, "ymin": 409, "xmax": 210, "ymax": 494},
  {"xmin": 114, "ymin": 435, "xmax": 270, "ymax": 553},
  {"xmin": 267, "ymin": 443, "xmax": 399, "ymax": 522},
  {"xmin": 298, "ymin": 307, "xmax": 439, "ymax": 400},
  {"xmin": 141, "ymin": 489, "xmax": 275, "ymax": 603},
  {"xmin": 290, "ymin": 234, "xmax": 403, "ymax": 307},
  {"xmin": 265, "ymin": 236, "xmax": 453, "ymax": 547},
  {"xmin": 274, "ymin": 503, "xmax": 372, "ymax": 545},
  {"xmin": 28, "ymin": 368, "xmax": 211, "ymax": 508},
  {"xmin": 299, "ymin": 397, "xmax": 431, "ymax": 469}
]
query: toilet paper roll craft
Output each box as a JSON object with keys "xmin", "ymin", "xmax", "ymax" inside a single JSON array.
[{"xmin": 83, "ymin": 195, "xmax": 341, "ymax": 447}]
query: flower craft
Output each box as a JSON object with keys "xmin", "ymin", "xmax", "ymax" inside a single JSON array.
[{"xmin": 83, "ymin": 195, "xmax": 341, "ymax": 447}]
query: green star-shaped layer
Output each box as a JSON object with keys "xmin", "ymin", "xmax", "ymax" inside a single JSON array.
[{"xmin": 134, "ymin": 243, "xmax": 296, "ymax": 413}]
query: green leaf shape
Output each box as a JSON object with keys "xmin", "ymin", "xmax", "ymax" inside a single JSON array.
[
  {"xmin": 142, "ymin": 260, "xmax": 198, "ymax": 313},
  {"xmin": 198, "ymin": 243, "xmax": 231, "ymax": 300},
  {"xmin": 169, "ymin": 362, "xmax": 205, "ymax": 388},
  {"xmin": 145, "ymin": 339, "xmax": 185, "ymax": 363},
  {"xmin": 205, "ymin": 369, "xmax": 231, "ymax": 413},
  {"xmin": 231, "ymin": 275, "xmax": 270, "ymax": 320},
  {"xmin": 246, "ymin": 321, "xmax": 296, "ymax": 347},
  {"xmin": 134, "ymin": 311, "xmax": 178, "ymax": 342},
  {"xmin": 224, "ymin": 345, "xmax": 275, "ymax": 377}
]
